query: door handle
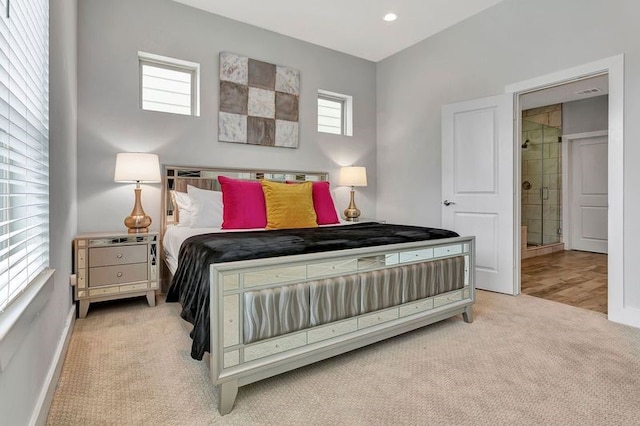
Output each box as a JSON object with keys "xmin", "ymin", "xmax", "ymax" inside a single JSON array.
[
  {"xmin": 539, "ymin": 187, "xmax": 549, "ymax": 200},
  {"xmin": 443, "ymin": 200, "xmax": 456, "ymax": 206}
]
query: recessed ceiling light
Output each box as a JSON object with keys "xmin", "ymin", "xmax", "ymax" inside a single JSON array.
[{"xmin": 383, "ymin": 13, "xmax": 397, "ymax": 22}]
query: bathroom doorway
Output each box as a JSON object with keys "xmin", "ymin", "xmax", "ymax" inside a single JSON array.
[{"xmin": 518, "ymin": 76, "xmax": 609, "ymax": 314}]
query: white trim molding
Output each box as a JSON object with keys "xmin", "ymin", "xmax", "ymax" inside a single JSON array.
[
  {"xmin": 32, "ymin": 305, "xmax": 75, "ymax": 426},
  {"xmin": 506, "ymin": 54, "xmax": 629, "ymax": 327}
]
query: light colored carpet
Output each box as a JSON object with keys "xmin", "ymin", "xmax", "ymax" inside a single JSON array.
[{"xmin": 47, "ymin": 291, "xmax": 640, "ymax": 425}]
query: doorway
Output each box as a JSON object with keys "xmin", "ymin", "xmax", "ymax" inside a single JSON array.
[
  {"xmin": 441, "ymin": 54, "xmax": 628, "ymax": 324},
  {"xmin": 517, "ymin": 79, "xmax": 609, "ymax": 314}
]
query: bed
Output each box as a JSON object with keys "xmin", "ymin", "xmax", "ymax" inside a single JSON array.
[{"xmin": 161, "ymin": 166, "xmax": 475, "ymax": 415}]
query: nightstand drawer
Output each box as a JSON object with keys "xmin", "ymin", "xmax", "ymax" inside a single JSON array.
[
  {"xmin": 89, "ymin": 245, "xmax": 147, "ymax": 267},
  {"xmin": 89, "ymin": 263, "xmax": 148, "ymax": 287}
]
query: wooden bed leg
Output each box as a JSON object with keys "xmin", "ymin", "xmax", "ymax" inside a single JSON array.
[
  {"xmin": 218, "ymin": 379, "xmax": 239, "ymax": 416},
  {"xmin": 462, "ymin": 305, "xmax": 473, "ymax": 323}
]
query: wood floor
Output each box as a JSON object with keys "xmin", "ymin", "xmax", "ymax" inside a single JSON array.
[{"xmin": 521, "ymin": 250, "xmax": 608, "ymax": 314}]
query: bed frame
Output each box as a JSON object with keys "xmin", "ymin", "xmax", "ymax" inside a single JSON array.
[{"xmin": 161, "ymin": 166, "xmax": 475, "ymax": 415}]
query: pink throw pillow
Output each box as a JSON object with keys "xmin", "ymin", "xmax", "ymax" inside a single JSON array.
[
  {"xmin": 218, "ymin": 175, "xmax": 267, "ymax": 229},
  {"xmin": 312, "ymin": 181, "xmax": 340, "ymax": 225},
  {"xmin": 287, "ymin": 181, "xmax": 339, "ymax": 225}
]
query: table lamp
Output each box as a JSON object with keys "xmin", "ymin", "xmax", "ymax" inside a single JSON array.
[
  {"xmin": 114, "ymin": 152, "xmax": 161, "ymax": 233},
  {"xmin": 339, "ymin": 166, "xmax": 367, "ymax": 221}
]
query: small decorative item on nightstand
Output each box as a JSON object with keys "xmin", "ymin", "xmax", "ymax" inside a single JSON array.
[
  {"xmin": 72, "ymin": 231, "xmax": 158, "ymax": 318},
  {"xmin": 339, "ymin": 166, "xmax": 367, "ymax": 221}
]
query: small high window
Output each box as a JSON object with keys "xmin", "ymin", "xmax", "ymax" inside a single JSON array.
[
  {"xmin": 317, "ymin": 90, "xmax": 353, "ymax": 136},
  {"xmin": 139, "ymin": 52, "xmax": 200, "ymax": 116}
]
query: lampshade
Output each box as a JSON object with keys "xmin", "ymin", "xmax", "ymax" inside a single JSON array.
[
  {"xmin": 339, "ymin": 166, "xmax": 367, "ymax": 187},
  {"xmin": 114, "ymin": 153, "xmax": 161, "ymax": 183}
]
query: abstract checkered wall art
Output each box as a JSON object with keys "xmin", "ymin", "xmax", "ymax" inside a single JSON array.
[{"xmin": 218, "ymin": 52, "xmax": 300, "ymax": 148}]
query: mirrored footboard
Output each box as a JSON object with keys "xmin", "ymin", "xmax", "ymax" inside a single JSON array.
[{"xmin": 210, "ymin": 236, "xmax": 475, "ymax": 415}]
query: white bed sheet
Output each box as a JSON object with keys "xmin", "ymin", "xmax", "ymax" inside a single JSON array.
[
  {"xmin": 164, "ymin": 226, "xmax": 225, "ymax": 275},
  {"xmin": 163, "ymin": 220, "xmax": 356, "ymax": 276}
]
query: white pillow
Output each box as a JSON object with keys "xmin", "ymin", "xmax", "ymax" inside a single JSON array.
[
  {"xmin": 171, "ymin": 190, "xmax": 192, "ymax": 227},
  {"xmin": 187, "ymin": 185, "xmax": 223, "ymax": 228}
]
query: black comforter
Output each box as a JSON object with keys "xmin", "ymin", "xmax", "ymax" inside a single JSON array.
[{"xmin": 166, "ymin": 222, "xmax": 459, "ymax": 360}]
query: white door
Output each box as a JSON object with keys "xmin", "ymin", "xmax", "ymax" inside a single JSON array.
[
  {"xmin": 570, "ymin": 135, "xmax": 608, "ymax": 253},
  {"xmin": 442, "ymin": 94, "xmax": 515, "ymax": 294}
]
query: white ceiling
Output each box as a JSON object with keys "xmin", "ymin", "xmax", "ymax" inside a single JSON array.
[
  {"xmin": 170, "ymin": 0, "xmax": 607, "ymax": 109},
  {"xmin": 171, "ymin": 0, "xmax": 506, "ymax": 62}
]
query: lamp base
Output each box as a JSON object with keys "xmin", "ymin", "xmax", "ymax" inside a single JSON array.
[
  {"xmin": 344, "ymin": 208, "xmax": 361, "ymax": 221},
  {"xmin": 124, "ymin": 216, "xmax": 151, "ymax": 234},
  {"xmin": 124, "ymin": 187, "xmax": 152, "ymax": 234},
  {"xmin": 344, "ymin": 188, "xmax": 361, "ymax": 221}
]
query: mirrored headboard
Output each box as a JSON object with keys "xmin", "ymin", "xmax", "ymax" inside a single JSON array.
[
  {"xmin": 161, "ymin": 165, "xmax": 330, "ymax": 231},
  {"xmin": 159, "ymin": 165, "xmax": 330, "ymax": 292}
]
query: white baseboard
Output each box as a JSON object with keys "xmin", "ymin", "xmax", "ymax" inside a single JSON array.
[{"xmin": 31, "ymin": 304, "xmax": 76, "ymax": 426}]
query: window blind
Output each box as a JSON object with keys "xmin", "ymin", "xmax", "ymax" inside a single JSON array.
[
  {"xmin": 317, "ymin": 94, "xmax": 344, "ymax": 135},
  {"xmin": 140, "ymin": 60, "xmax": 194, "ymax": 116},
  {"xmin": 0, "ymin": 0, "xmax": 49, "ymax": 312}
]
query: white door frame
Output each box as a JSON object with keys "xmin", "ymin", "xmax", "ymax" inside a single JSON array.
[
  {"xmin": 562, "ymin": 130, "xmax": 608, "ymax": 252},
  {"xmin": 505, "ymin": 54, "xmax": 627, "ymax": 325}
]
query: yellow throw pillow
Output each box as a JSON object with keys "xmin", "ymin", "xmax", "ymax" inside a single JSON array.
[{"xmin": 260, "ymin": 180, "xmax": 318, "ymax": 230}]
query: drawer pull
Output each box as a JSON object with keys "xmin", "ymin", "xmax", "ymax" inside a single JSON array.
[
  {"xmin": 117, "ymin": 272, "xmax": 123, "ymax": 277},
  {"xmin": 116, "ymin": 253, "xmax": 123, "ymax": 259}
]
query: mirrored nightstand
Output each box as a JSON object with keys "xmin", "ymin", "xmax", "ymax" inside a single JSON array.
[{"xmin": 72, "ymin": 231, "xmax": 158, "ymax": 318}]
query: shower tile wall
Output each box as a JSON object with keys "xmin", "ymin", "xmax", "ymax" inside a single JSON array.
[{"xmin": 522, "ymin": 104, "xmax": 562, "ymax": 246}]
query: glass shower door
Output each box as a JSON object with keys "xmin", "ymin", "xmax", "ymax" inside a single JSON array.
[{"xmin": 521, "ymin": 119, "xmax": 562, "ymax": 247}]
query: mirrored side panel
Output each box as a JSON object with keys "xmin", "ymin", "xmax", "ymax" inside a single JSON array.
[{"xmin": 223, "ymin": 295, "xmax": 240, "ymax": 347}]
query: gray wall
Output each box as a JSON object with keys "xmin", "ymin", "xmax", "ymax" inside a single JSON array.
[
  {"xmin": 77, "ymin": 0, "xmax": 377, "ymax": 233},
  {"xmin": 563, "ymin": 95, "xmax": 608, "ymax": 134},
  {"xmin": 0, "ymin": 0, "xmax": 78, "ymax": 424},
  {"xmin": 376, "ymin": 0, "xmax": 640, "ymax": 308}
]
